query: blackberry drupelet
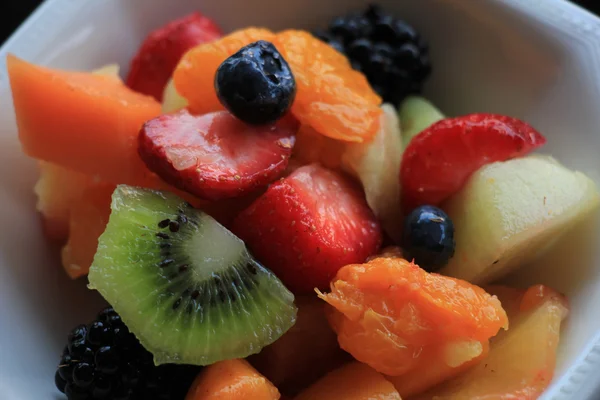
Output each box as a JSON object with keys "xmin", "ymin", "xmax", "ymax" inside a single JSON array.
[
  {"xmin": 313, "ymin": 4, "xmax": 431, "ymax": 105},
  {"xmin": 56, "ymin": 307, "xmax": 201, "ymax": 400}
]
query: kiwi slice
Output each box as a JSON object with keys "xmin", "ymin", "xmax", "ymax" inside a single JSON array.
[
  {"xmin": 88, "ymin": 185, "xmax": 297, "ymax": 366},
  {"xmin": 398, "ymin": 96, "xmax": 445, "ymax": 148}
]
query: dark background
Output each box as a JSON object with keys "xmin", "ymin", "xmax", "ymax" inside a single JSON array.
[{"xmin": 0, "ymin": 0, "xmax": 599, "ymax": 44}]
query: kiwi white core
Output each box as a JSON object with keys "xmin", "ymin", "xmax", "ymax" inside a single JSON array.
[{"xmin": 184, "ymin": 213, "xmax": 248, "ymax": 282}]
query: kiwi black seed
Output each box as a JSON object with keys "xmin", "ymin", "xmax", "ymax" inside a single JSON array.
[{"xmin": 88, "ymin": 185, "xmax": 297, "ymax": 366}]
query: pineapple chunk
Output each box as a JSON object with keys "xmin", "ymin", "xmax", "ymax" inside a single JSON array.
[{"xmin": 416, "ymin": 285, "xmax": 568, "ymax": 399}]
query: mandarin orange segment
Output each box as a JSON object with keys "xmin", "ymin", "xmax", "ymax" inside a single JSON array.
[
  {"xmin": 173, "ymin": 28, "xmax": 382, "ymax": 143},
  {"xmin": 173, "ymin": 28, "xmax": 275, "ymax": 115},
  {"xmin": 318, "ymin": 251, "xmax": 507, "ymax": 376},
  {"xmin": 274, "ymin": 30, "xmax": 382, "ymax": 143}
]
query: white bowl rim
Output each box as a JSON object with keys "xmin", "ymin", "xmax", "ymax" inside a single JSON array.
[{"xmin": 1, "ymin": 0, "xmax": 600, "ymax": 399}]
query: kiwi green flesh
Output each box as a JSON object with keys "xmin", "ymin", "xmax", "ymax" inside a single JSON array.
[
  {"xmin": 398, "ymin": 96, "xmax": 445, "ymax": 148},
  {"xmin": 88, "ymin": 185, "xmax": 297, "ymax": 366}
]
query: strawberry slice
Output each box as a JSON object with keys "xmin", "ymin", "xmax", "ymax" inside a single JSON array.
[
  {"xmin": 126, "ymin": 12, "xmax": 222, "ymax": 100},
  {"xmin": 233, "ymin": 164, "xmax": 382, "ymax": 293},
  {"xmin": 401, "ymin": 114, "xmax": 546, "ymax": 210},
  {"xmin": 139, "ymin": 109, "xmax": 298, "ymax": 200}
]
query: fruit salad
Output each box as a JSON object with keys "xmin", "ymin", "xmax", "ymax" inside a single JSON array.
[{"xmin": 6, "ymin": 5, "xmax": 600, "ymax": 400}]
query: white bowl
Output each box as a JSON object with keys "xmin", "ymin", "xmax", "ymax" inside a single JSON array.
[{"xmin": 0, "ymin": 0, "xmax": 599, "ymax": 399}]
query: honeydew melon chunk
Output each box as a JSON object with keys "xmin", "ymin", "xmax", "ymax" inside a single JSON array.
[
  {"xmin": 92, "ymin": 64, "xmax": 121, "ymax": 79},
  {"xmin": 162, "ymin": 77, "xmax": 188, "ymax": 113},
  {"xmin": 439, "ymin": 155, "xmax": 600, "ymax": 284},
  {"xmin": 398, "ymin": 96, "xmax": 444, "ymax": 148},
  {"xmin": 341, "ymin": 103, "xmax": 403, "ymax": 242}
]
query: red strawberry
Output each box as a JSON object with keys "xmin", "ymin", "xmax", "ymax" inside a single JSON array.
[
  {"xmin": 401, "ymin": 114, "xmax": 546, "ymax": 210},
  {"xmin": 233, "ymin": 164, "xmax": 382, "ymax": 293},
  {"xmin": 139, "ymin": 109, "xmax": 298, "ymax": 200},
  {"xmin": 126, "ymin": 12, "xmax": 222, "ymax": 100}
]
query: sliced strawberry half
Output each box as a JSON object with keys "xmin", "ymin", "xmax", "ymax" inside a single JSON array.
[
  {"xmin": 126, "ymin": 12, "xmax": 222, "ymax": 100},
  {"xmin": 401, "ymin": 114, "xmax": 546, "ymax": 210},
  {"xmin": 233, "ymin": 164, "xmax": 382, "ymax": 293},
  {"xmin": 139, "ymin": 109, "xmax": 298, "ymax": 200}
]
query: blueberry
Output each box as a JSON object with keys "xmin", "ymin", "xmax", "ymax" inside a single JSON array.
[
  {"xmin": 403, "ymin": 205, "xmax": 455, "ymax": 271},
  {"xmin": 215, "ymin": 40, "xmax": 296, "ymax": 125}
]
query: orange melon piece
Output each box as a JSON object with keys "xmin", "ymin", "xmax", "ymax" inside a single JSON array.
[
  {"xmin": 318, "ymin": 250, "xmax": 508, "ymax": 377},
  {"xmin": 416, "ymin": 285, "xmax": 569, "ymax": 400},
  {"xmin": 295, "ymin": 362, "xmax": 402, "ymax": 400},
  {"xmin": 34, "ymin": 162, "xmax": 95, "ymax": 242},
  {"xmin": 248, "ymin": 295, "xmax": 350, "ymax": 396},
  {"xmin": 32, "ymin": 64, "xmax": 123, "ymax": 242},
  {"xmin": 185, "ymin": 359, "xmax": 280, "ymax": 400},
  {"xmin": 61, "ymin": 183, "xmax": 115, "ymax": 279},
  {"xmin": 7, "ymin": 55, "xmax": 161, "ymax": 185}
]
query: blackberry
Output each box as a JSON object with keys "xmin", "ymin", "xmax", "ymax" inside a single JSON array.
[
  {"xmin": 314, "ymin": 4, "xmax": 431, "ymax": 105},
  {"xmin": 56, "ymin": 307, "xmax": 201, "ymax": 400}
]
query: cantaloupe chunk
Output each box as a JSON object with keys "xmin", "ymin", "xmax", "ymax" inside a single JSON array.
[
  {"xmin": 185, "ymin": 359, "xmax": 280, "ymax": 400},
  {"xmin": 61, "ymin": 183, "xmax": 115, "ymax": 279},
  {"xmin": 248, "ymin": 295, "xmax": 350, "ymax": 396},
  {"xmin": 32, "ymin": 64, "xmax": 122, "ymax": 243},
  {"xmin": 295, "ymin": 362, "xmax": 402, "ymax": 400},
  {"xmin": 7, "ymin": 55, "xmax": 161, "ymax": 185}
]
